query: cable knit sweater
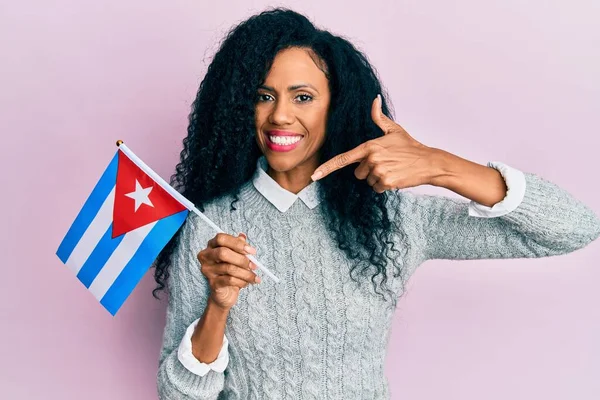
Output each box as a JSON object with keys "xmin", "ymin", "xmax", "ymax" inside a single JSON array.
[{"xmin": 156, "ymin": 171, "xmax": 600, "ymax": 400}]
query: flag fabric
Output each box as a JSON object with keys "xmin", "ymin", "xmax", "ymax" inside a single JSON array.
[{"xmin": 56, "ymin": 147, "xmax": 189, "ymax": 315}]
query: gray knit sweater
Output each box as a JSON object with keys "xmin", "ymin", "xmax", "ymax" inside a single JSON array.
[{"xmin": 156, "ymin": 172, "xmax": 600, "ymax": 400}]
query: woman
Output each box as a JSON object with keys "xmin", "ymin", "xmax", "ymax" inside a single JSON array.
[{"xmin": 154, "ymin": 8, "xmax": 600, "ymax": 400}]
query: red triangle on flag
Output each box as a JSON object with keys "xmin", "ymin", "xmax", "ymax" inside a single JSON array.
[{"xmin": 112, "ymin": 150, "xmax": 187, "ymax": 238}]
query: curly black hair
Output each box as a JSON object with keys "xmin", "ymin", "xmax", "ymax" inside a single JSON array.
[{"xmin": 153, "ymin": 7, "xmax": 410, "ymax": 308}]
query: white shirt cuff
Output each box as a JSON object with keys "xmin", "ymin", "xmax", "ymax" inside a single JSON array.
[
  {"xmin": 177, "ymin": 317, "xmax": 230, "ymax": 377},
  {"xmin": 468, "ymin": 161, "xmax": 527, "ymax": 218}
]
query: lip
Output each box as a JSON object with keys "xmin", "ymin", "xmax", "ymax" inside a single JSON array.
[{"xmin": 264, "ymin": 130, "xmax": 304, "ymax": 152}]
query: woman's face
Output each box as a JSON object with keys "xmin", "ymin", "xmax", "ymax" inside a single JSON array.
[{"xmin": 255, "ymin": 47, "xmax": 331, "ymax": 175}]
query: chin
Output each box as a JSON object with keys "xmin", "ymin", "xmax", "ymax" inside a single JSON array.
[{"xmin": 264, "ymin": 154, "xmax": 300, "ymax": 172}]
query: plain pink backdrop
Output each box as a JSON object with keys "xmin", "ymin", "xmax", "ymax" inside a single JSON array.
[{"xmin": 1, "ymin": 1, "xmax": 599, "ymax": 399}]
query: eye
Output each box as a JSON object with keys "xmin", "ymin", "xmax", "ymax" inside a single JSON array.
[
  {"xmin": 295, "ymin": 93, "xmax": 313, "ymax": 103},
  {"xmin": 257, "ymin": 93, "xmax": 274, "ymax": 102}
]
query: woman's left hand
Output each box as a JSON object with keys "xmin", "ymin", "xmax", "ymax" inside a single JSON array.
[{"xmin": 311, "ymin": 95, "xmax": 440, "ymax": 193}]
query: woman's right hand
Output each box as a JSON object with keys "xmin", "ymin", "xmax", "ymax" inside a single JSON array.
[{"xmin": 197, "ymin": 232, "xmax": 260, "ymax": 310}]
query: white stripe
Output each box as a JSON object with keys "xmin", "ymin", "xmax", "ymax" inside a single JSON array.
[
  {"xmin": 65, "ymin": 187, "xmax": 116, "ymax": 274},
  {"xmin": 88, "ymin": 221, "xmax": 157, "ymax": 300}
]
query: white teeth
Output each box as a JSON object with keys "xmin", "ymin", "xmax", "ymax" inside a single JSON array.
[{"xmin": 268, "ymin": 135, "xmax": 302, "ymax": 145}]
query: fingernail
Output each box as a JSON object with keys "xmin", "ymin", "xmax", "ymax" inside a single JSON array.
[
  {"xmin": 255, "ymin": 276, "xmax": 262, "ymax": 283},
  {"xmin": 377, "ymin": 94, "xmax": 382, "ymax": 109},
  {"xmin": 249, "ymin": 262, "xmax": 257, "ymax": 270},
  {"xmin": 244, "ymin": 245, "xmax": 257, "ymax": 254},
  {"xmin": 311, "ymin": 170, "xmax": 323, "ymax": 181}
]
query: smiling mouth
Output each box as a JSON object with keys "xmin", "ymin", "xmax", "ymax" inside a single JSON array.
[
  {"xmin": 266, "ymin": 134, "xmax": 304, "ymax": 145},
  {"xmin": 264, "ymin": 131, "xmax": 304, "ymax": 152}
]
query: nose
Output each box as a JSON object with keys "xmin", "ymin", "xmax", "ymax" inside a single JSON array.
[{"xmin": 268, "ymin": 98, "xmax": 294, "ymax": 126}]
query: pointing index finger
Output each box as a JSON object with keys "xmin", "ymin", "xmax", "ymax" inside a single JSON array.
[{"xmin": 311, "ymin": 144, "xmax": 368, "ymax": 181}]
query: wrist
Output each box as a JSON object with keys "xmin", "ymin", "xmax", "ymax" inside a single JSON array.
[
  {"xmin": 191, "ymin": 298, "xmax": 230, "ymax": 361},
  {"xmin": 207, "ymin": 296, "xmax": 232, "ymax": 314},
  {"xmin": 427, "ymin": 147, "xmax": 457, "ymax": 188}
]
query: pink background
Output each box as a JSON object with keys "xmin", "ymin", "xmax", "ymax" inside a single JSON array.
[{"xmin": 1, "ymin": 1, "xmax": 599, "ymax": 399}]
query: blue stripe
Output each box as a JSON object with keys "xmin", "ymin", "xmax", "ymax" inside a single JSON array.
[
  {"xmin": 76, "ymin": 223, "xmax": 124, "ymax": 288},
  {"xmin": 56, "ymin": 151, "xmax": 119, "ymax": 263},
  {"xmin": 100, "ymin": 210, "xmax": 189, "ymax": 315}
]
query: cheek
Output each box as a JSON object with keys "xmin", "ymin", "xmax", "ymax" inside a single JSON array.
[
  {"xmin": 255, "ymin": 104, "xmax": 270, "ymax": 122},
  {"xmin": 309, "ymin": 107, "xmax": 329, "ymax": 137}
]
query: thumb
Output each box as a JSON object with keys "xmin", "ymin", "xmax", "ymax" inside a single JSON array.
[{"xmin": 371, "ymin": 94, "xmax": 394, "ymax": 134}]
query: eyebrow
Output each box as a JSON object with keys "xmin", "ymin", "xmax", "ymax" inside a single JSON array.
[{"xmin": 259, "ymin": 83, "xmax": 319, "ymax": 93}]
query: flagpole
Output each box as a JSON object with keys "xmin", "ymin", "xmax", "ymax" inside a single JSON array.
[{"xmin": 116, "ymin": 140, "xmax": 280, "ymax": 283}]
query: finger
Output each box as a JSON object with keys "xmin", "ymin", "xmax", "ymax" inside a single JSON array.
[
  {"xmin": 213, "ymin": 275, "xmax": 255, "ymax": 289},
  {"xmin": 200, "ymin": 259, "xmax": 255, "ymax": 282},
  {"xmin": 367, "ymin": 172, "xmax": 379, "ymax": 187},
  {"xmin": 238, "ymin": 232, "xmax": 258, "ymax": 255},
  {"xmin": 208, "ymin": 232, "xmax": 256, "ymax": 255},
  {"xmin": 354, "ymin": 158, "xmax": 372, "ymax": 180},
  {"xmin": 311, "ymin": 144, "xmax": 369, "ymax": 181},
  {"xmin": 207, "ymin": 246, "xmax": 252, "ymax": 270},
  {"xmin": 372, "ymin": 181, "xmax": 387, "ymax": 193},
  {"xmin": 215, "ymin": 262, "xmax": 260, "ymax": 283},
  {"xmin": 371, "ymin": 94, "xmax": 395, "ymax": 135}
]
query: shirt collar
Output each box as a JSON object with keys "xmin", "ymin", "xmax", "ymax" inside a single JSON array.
[{"xmin": 251, "ymin": 156, "xmax": 322, "ymax": 212}]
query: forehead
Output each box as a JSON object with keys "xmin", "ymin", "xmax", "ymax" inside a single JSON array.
[{"xmin": 264, "ymin": 47, "xmax": 328, "ymax": 85}]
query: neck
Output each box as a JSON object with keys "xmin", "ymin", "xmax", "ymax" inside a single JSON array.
[{"xmin": 267, "ymin": 167, "xmax": 313, "ymax": 194}]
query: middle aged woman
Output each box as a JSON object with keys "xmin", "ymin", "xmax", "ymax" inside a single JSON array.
[{"xmin": 155, "ymin": 8, "xmax": 600, "ymax": 400}]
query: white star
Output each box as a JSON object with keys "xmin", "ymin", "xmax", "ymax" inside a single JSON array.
[{"xmin": 124, "ymin": 180, "xmax": 154, "ymax": 212}]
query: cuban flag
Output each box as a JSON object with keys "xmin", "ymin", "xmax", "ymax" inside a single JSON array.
[{"xmin": 56, "ymin": 143, "xmax": 190, "ymax": 315}]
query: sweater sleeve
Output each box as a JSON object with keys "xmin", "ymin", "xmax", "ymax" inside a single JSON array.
[
  {"xmin": 467, "ymin": 161, "xmax": 526, "ymax": 218},
  {"xmin": 156, "ymin": 213, "xmax": 226, "ymax": 400},
  {"xmin": 398, "ymin": 171, "xmax": 600, "ymax": 261}
]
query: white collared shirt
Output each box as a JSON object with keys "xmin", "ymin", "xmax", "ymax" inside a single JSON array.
[
  {"xmin": 177, "ymin": 156, "xmax": 527, "ymax": 376},
  {"xmin": 251, "ymin": 156, "xmax": 322, "ymax": 212}
]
